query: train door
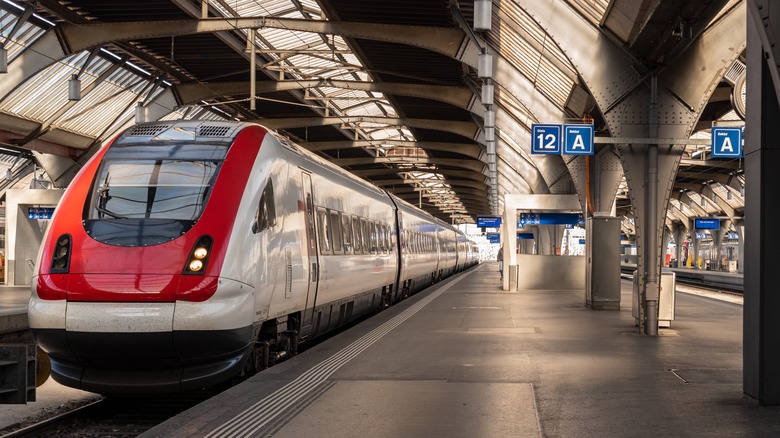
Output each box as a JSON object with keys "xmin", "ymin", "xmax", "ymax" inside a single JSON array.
[{"xmin": 299, "ymin": 171, "xmax": 319, "ymax": 339}]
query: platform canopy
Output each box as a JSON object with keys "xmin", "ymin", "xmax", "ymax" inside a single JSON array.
[{"xmin": 0, "ymin": 0, "xmax": 744, "ymax": 227}]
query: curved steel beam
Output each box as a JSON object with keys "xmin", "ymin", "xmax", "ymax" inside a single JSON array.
[
  {"xmin": 298, "ymin": 140, "xmax": 483, "ymax": 159},
  {"xmin": 257, "ymin": 116, "xmax": 480, "ymax": 141},
  {"xmin": 174, "ymin": 80, "xmax": 479, "ymax": 115},
  {"xmin": 351, "ymin": 167, "xmax": 487, "ymax": 183},
  {"xmin": 332, "ymin": 157, "xmax": 485, "ymax": 173},
  {"xmin": 370, "ymin": 179, "xmax": 488, "ymax": 191}
]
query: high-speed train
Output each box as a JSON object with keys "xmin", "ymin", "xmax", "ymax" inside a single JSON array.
[{"xmin": 29, "ymin": 120, "xmax": 478, "ymax": 394}]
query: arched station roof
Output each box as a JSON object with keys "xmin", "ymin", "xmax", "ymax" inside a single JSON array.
[{"xmin": 0, "ymin": 0, "xmax": 745, "ymax": 229}]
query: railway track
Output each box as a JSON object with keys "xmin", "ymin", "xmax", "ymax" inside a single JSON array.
[{"xmin": 0, "ymin": 386, "xmax": 224, "ymax": 438}]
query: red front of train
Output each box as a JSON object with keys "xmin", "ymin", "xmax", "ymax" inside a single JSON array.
[{"xmin": 29, "ymin": 121, "xmax": 265, "ymax": 394}]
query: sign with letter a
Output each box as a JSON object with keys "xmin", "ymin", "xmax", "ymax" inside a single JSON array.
[
  {"xmin": 563, "ymin": 124, "xmax": 594, "ymax": 155},
  {"xmin": 711, "ymin": 127, "xmax": 742, "ymax": 158}
]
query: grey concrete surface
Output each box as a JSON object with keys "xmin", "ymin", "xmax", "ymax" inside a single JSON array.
[{"xmin": 133, "ymin": 263, "xmax": 780, "ymax": 436}]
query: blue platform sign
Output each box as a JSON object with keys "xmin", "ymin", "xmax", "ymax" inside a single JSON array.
[
  {"xmin": 28, "ymin": 207, "xmax": 54, "ymax": 220},
  {"xmin": 531, "ymin": 124, "xmax": 562, "ymax": 154},
  {"xmin": 518, "ymin": 213, "xmax": 584, "ymax": 227},
  {"xmin": 477, "ymin": 215, "xmax": 501, "ymax": 228},
  {"xmin": 486, "ymin": 232, "xmax": 500, "ymax": 243},
  {"xmin": 563, "ymin": 124, "xmax": 594, "ymax": 155},
  {"xmin": 711, "ymin": 127, "xmax": 742, "ymax": 158},
  {"xmin": 517, "ymin": 232, "xmax": 534, "ymax": 240},
  {"xmin": 694, "ymin": 218, "xmax": 720, "ymax": 230}
]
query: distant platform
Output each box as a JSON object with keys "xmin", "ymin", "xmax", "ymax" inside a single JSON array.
[{"xmin": 0, "ymin": 285, "xmax": 30, "ymax": 336}]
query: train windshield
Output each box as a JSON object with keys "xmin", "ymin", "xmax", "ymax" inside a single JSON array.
[
  {"xmin": 89, "ymin": 159, "xmax": 217, "ymax": 221},
  {"xmin": 84, "ymin": 142, "xmax": 227, "ymax": 246}
]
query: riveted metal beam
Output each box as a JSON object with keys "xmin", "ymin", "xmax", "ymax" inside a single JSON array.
[
  {"xmin": 257, "ymin": 116, "xmax": 480, "ymax": 141},
  {"xmin": 174, "ymin": 80, "xmax": 475, "ymax": 111}
]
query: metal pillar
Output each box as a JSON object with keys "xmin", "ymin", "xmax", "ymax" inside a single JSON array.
[
  {"xmin": 643, "ymin": 75, "xmax": 660, "ymax": 335},
  {"xmin": 735, "ymin": 220, "xmax": 744, "ymax": 274},
  {"xmin": 675, "ymin": 224, "xmax": 687, "ymax": 269},
  {"xmin": 744, "ymin": 1, "xmax": 780, "ymax": 404}
]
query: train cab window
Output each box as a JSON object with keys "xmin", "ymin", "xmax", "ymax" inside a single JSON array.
[
  {"xmin": 317, "ymin": 207, "xmax": 331, "ymax": 254},
  {"xmin": 330, "ymin": 210, "xmax": 343, "ymax": 254},
  {"xmin": 352, "ymin": 215, "xmax": 362, "ymax": 253},
  {"xmin": 85, "ymin": 155, "xmax": 221, "ymax": 246},
  {"xmin": 252, "ymin": 180, "xmax": 276, "ymax": 234},
  {"xmin": 341, "ymin": 213, "xmax": 353, "ymax": 254}
]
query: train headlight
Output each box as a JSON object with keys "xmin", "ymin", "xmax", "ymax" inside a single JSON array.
[
  {"xmin": 183, "ymin": 235, "xmax": 213, "ymax": 275},
  {"xmin": 50, "ymin": 234, "xmax": 72, "ymax": 274},
  {"xmin": 189, "ymin": 260, "xmax": 204, "ymax": 272}
]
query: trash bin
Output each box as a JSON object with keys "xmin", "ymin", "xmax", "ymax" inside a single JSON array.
[{"xmin": 632, "ymin": 270, "xmax": 676, "ymax": 328}]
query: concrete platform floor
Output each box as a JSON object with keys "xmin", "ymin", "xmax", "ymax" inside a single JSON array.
[{"xmin": 138, "ymin": 262, "xmax": 780, "ymax": 437}]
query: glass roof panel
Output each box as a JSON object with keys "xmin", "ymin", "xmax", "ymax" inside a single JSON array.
[
  {"xmin": 565, "ymin": 0, "xmax": 610, "ymax": 27},
  {"xmin": 492, "ymin": 3, "xmax": 577, "ymax": 111},
  {"xmin": 0, "ymin": 4, "xmax": 47, "ymax": 62}
]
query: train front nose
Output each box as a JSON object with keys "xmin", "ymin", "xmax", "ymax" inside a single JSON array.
[{"xmin": 33, "ymin": 299, "xmax": 253, "ymax": 394}]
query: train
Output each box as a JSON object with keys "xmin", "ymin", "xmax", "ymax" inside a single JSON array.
[{"xmin": 28, "ymin": 120, "xmax": 479, "ymax": 395}]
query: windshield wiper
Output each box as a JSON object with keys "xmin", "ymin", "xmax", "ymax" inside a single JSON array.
[{"xmin": 95, "ymin": 205, "xmax": 127, "ymax": 219}]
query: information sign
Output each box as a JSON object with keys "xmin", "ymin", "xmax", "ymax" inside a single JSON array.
[
  {"xmin": 28, "ymin": 207, "xmax": 54, "ymax": 220},
  {"xmin": 531, "ymin": 124, "xmax": 562, "ymax": 154},
  {"xmin": 517, "ymin": 232, "xmax": 534, "ymax": 240},
  {"xmin": 477, "ymin": 215, "xmax": 501, "ymax": 228},
  {"xmin": 711, "ymin": 127, "xmax": 742, "ymax": 158},
  {"xmin": 486, "ymin": 232, "xmax": 500, "ymax": 243},
  {"xmin": 563, "ymin": 124, "xmax": 594, "ymax": 155},
  {"xmin": 694, "ymin": 218, "xmax": 720, "ymax": 230},
  {"xmin": 518, "ymin": 213, "xmax": 584, "ymax": 227}
]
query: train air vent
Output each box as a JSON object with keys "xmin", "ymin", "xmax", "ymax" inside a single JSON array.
[
  {"xmin": 126, "ymin": 124, "xmax": 171, "ymax": 137},
  {"xmin": 198, "ymin": 125, "xmax": 232, "ymax": 137}
]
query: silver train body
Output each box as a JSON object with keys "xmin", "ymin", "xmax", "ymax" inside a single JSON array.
[{"xmin": 29, "ymin": 121, "xmax": 478, "ymax": 394}]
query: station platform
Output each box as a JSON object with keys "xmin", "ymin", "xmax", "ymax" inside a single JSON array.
[
  {"xmin": 0, "ymin": 285, "xmax": 30, "ymax": 336},
  {"xmin": 140, "ymin": 262, "xmax": 779, "ymax": 437}
]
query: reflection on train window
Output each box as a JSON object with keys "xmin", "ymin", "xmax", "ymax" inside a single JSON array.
[
  {"xmin": 361, "ymin": 218, "xmax": 370, "ymax": 254},
  {"xmin": 369, "ymin": 220, "xmax": 377, "ymax": 254},
  {"xmin": 90, "ymin": 159, "xmax": 218, "ymax": 220},
  {"xmin": 341, "ymin": 213, "xmax": 352, "ymax": 254},
  {"xmin": 330, "ymin": 210, "xmax": 343, "ymax": 254},
  {"xmin": 381, "ymin": 224, "xmax": 389, "ymax": 253},
  {"xmin": 317, "ymin": 207, "xmax": 331, "ymax": 254},
  {"xmin": 352, "ymin": 215, "xmax": 362, "ymax": 254},
  {"xmin": 252, "ymin": 179, "xmax": 276, "ymax": 234}
]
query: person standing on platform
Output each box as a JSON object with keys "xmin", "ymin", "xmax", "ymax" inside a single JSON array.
[{"xmin": 497, "ymin": 246, "xmax": 504, "ymax": 281}]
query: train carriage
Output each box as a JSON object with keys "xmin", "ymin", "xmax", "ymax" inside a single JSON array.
[{"xmin": 29, "ymin": 120, "xmax": 474, "ymax": 394}]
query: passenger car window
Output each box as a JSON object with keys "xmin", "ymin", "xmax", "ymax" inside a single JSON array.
[
  {"xmin": 352, "ymin": 215, "xmax": 362, "ymax": 253},
  {"xmin": 317, "ymin": 207, "xmax": 331, "ymax": 254},
  {"xmin": 331, "ymin": 210, "xmax": 343, "ymax": 254},
  {"xmin": 341, "ymin": 213, "xmax": 352, "ymax": 254}
]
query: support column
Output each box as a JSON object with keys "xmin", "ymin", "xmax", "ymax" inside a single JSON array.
[
  {"xmin": 735, "ymin": 220, "xmax": 744, "ymax": 274},
  {"xmin": 565, "ymin": 146, "xmax": 623, "ymax": 310},
  {"xmin": 745, "ymin": 2, "xmax": 780, "ymax": 404},
  {"xmin": 662, "ymin": 227, "xmax": 672, "ymax": 267},
  {"xmin": 675, "ymin": 224, "xmax": 687, "ymax": 269}
]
